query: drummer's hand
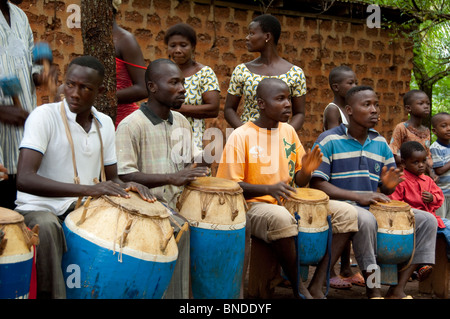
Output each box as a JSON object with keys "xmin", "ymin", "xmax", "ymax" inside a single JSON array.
[
  {"xmin": 422, "ymin": 191, "xmax": 434, "ymax": 203},
  {"xmin": 169, "ymin": 165, "xmax": 209, "ymax": 186},
  {"xmin": 301, "ymin": 145, "xmax": 322, "ymax": 175},
  {"xmin": 356, "ymin": 192, "xmax": 390, "ymax": 207},
  {"xmin": 268, "ymin": 182, "xmax": 296, "ymax": 205},
  {"xmin": 90, "ymin": 180, "xmax": 131, "ymax": 198},
  {"xmin": 381, "ymin": 166, "xmax": 404, "ymax": 190},
  {"xmin": 123, "ymin": 182, "xmax": 157, "ymax": 203}
]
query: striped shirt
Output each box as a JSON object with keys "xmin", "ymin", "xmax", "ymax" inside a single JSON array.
[
  {"xmin": 430, "ymin": 140, "xmax": 450, "ymax": 195},
  {"xmin": 312, "ymin": 124, "xmax": 396, "ymax": 200},
  {"xmin": 116, "ymin": 103, "xmax": 201, "ymax": 211},
  {"xmin": 0, "ymin": 3, "xmax": 37, "ymax": 174}
]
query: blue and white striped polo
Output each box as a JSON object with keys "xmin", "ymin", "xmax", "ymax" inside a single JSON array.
[
  {"xmin": 430, "ymin": 140, "xmax": 450, "ymax": 196},
  {"xmin": 312, "ymin": 124, "xmax": 396, "ymax": 196}
]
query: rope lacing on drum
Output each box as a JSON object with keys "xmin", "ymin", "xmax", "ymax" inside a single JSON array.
[{"xmin": 177, "ymin": 187, "xmax": 247, "ymax": 222}]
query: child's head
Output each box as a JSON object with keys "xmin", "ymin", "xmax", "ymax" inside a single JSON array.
[
  {"xmin": 345, "ymin": 85, "xmax": 379, "ymax": 129},
  {"xmin": 256, "ymin": 78, "xmax": 291, "ymax": 123},
  {"xmin": 432, "ymin": 112, "xmax": 450, "ymax": 145},
  {"xmin": 403, "ymin": 90, "xmax": 430, "ymax": 120},
  {"xmin": 329, "ymin": 65, "xmax": 357, "ymax": 98},
  {"xmin": 400, "ymin": 141, "xmax": 427, "ymax": 176}
]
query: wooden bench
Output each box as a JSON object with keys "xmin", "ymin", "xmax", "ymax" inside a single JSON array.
[
  {"xmin": 247, "ymin": 236, "xmax": 284, "ymax": 298},
  {"xmin": 419, "ymin": 236, "xmax": 449, "ymax": 298}
]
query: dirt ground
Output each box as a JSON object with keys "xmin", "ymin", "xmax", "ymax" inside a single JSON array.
[{"xmin": 244, "ymin": 259, "xmax": 442, "ymax": 300}]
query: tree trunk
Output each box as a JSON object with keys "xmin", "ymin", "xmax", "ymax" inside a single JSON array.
[{"xmin": 81, "ymin": 0, "xmax": 117, "ymax": 120}]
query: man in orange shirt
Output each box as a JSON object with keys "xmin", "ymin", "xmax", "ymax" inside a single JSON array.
[{"xmin": 217, "ymin": 78, "xmax": 323, "ymax": 298}]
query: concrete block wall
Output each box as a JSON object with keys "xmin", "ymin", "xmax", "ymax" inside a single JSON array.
[{"xmin": 20, "ymin": 0, "xmax": 413, "ymax": 148}]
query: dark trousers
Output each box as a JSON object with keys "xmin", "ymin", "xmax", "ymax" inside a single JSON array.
[{"xmin": 0, "ymin": 174, "xmax": 17, "ymax": 210}]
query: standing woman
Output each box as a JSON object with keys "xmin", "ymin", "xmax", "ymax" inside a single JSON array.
[
  {"xmin": 113, "ymin": 0, "xmax": 147, "ymax": 128},
  {"xmin": 224, "ymin": 14, "xmax": 306, "ymax": 131},
  {"xmin": 164, "ymin": 23, "xmax": 220, "ymax": 151}
]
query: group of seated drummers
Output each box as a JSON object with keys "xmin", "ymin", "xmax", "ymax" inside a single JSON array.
[{"xmin": 1, "ymin": 9, "xmax": 448, "ymax": 300}]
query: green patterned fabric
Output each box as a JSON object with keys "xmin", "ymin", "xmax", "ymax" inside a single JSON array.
[
  {"xmin": 227, "ymin": 63, "xmax": 307, "ymax": 124},
  {"xmin": 184, "ymin": 66, "xmax": 220, "ymax": 150}
]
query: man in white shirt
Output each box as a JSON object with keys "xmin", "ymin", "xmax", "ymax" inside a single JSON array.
[{"xmin": 15, "ymin": 55, "xmax": 154, "ymax": 299}]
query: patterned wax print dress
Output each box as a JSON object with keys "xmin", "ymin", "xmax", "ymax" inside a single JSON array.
[
  {"xmin": 227, "ymin": 63, "xmax": 307, "ymax": 124},
  {"xmin": 184, "ymin": 65, "xmax": 220, "ymax": 150}
]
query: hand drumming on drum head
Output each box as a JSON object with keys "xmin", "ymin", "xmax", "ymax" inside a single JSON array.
[
  {"xmin": 356, "ymin": 192, "xmax": 391, "ymax": 207},
  {"xmin": 122, "ymin": 182, "xmax": 157, "ymax": 203},
  {"xmin": 168, "ymin": 164, "xmax": 209, "ymax": 187},
  {"xmin": 268, "ymin": 182, "xmax": 296, "ymax": 205},
  {"xmin": 90, "ymin": 180, "xmax": 132, "ymax": 199}
]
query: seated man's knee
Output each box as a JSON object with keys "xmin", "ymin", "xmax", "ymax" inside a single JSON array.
[
  {"xmin": 24, "ymin": 211, "xmax": 62, "ymax": 244},
  {"xmin": 356, "ymin": 207, "xmax": 377, "ymax": 232}
]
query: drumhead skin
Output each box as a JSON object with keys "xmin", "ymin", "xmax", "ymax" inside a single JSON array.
[
  {"xmin": 291, "ymin": 188, "xmax": 329, "ymax": 202},
  {"xmin": 62, "ymin": 194, "xmax": 178, "ymax": 299},
  {"xmin": 187, "ymin": 176, "xmax": 242, "ymax": 192}
]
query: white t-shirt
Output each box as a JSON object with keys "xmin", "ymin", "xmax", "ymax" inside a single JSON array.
[
  {"xmin": 323, "ymin": 102, "xmax": 348, "ymax": 131},
  {"xmin": 16, "ymin": 99, "xmax": 117, "ymax": 215}
]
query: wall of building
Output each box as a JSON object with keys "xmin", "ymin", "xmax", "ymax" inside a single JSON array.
[{"xmin": 21, "ymin": 0, "xmax": 412, "ymax": 148}]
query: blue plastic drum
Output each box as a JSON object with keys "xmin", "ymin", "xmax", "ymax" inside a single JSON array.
[
  {"xmin": 177, "ymin": 177, "xmax": 247, "ymax": 299},
  {"xmin": 369, "ymin": 200, "xmax": 415, "ymax": 285},
  {"xmin": 62, "ymin": 193, "xmax": 178, "ymax": 299},
  {"xmin": 284, "ymin": 188, "xmax": 330, "ymax": 281},
  {"xmin": 0, "ymin": 208, "xmax": 35, "ymax": 299}
]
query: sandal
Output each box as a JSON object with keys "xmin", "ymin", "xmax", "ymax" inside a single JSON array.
[
  {"xmin": 329, "ymin": 275, "xmax": 352, "ymax": 289},
  {"xmin": 417, "ymin": 265, "xmax": 432, "ymax": 282},
  {"xmin": 345, "ymin": 272, "xmax": 365, "ymax": 287}
]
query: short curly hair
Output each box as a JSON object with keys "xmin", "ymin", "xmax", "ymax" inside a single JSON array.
[{"xmin": 164, "ymin": 23, "xmax": 197, "ymax": 47}]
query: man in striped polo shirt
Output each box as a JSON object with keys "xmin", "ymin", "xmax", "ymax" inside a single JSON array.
[{"xmin": 311, "ymin": 85, "xmax": 437, "ymax": 299}]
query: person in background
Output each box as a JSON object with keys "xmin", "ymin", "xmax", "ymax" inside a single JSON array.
[
  {"xmin": 390, "ymin": 89, "xmax": 436, "ymax": 180},
  {"xmin": 430, "ymin": 112, "xmax": 450, "ymax": 220},
  {"xmin": 112, "ymin": 0, "xmax": 147, "ymax": 127},
  {"xmin": 390, "ymin": 141, "xmax": 449, "ymax": 278},
  {"xmin": 224, "ymin": 14, "xmax": 306, "ymax": 132},
  {"xmin": 0, "ymin": 0, "xmax": 57, "ymax": 209},
  {"xmin": 323, "ymin": 65, "xmax": 357, "ymax": 131},
  {"xmin": 164, "ymin": 22, "xmax": 220, "ymax": 151}
]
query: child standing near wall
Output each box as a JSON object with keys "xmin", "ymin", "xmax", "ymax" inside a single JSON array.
[
  {"xmin": 389, "ymin": 90, "xmax": 437, "ymax": 181},
  {"xmin": 322, "ymin": 66, "xmax": 363, "ymax": 290},
  {"xmin": 322, "ymin": 65, "xmax": 357, "ymax": 131},
  {"xmin": 430, "ymin": 112, "xmax": 450, "ymax": 220}
]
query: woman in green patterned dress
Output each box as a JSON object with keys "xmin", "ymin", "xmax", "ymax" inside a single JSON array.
[
  {"xmin": 164, "ymin": 23, "xmax": 221, "ymax": 151},
  {"xmin": 224, "ymin": 14, "xmax": 306, "ymax": 131}
]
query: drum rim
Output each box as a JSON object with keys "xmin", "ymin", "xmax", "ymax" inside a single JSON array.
[
  {"xmin": 369, "ymin": 200, "xmax": 411, "ymax": 211},
  {"xmin": 0, "ymin": 208, "xmax": 24, "ymax": 224},
  {"xmin": 286, "ymin": 188, "xmax": 329, "ymax": 203},
  {"xmin": 185, "ymin": 176, "xmax": 242, "ymax": 193}
]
